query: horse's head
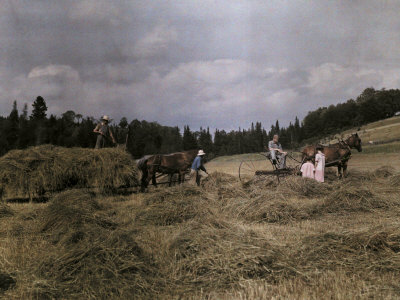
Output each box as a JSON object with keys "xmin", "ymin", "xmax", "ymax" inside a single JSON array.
[{"xmin": 346, "ymin": 133, "xmax": 362, "ymax": 152}]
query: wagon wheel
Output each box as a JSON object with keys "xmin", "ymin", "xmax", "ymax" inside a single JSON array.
[{"xmin": 238, "ymin": 153, "xmax": 278, "ymax": 182}]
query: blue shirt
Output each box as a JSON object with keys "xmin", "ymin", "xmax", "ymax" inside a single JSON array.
[{"xmin": 191, "ymin": 156, "xmax": 203, "ymax": 171}]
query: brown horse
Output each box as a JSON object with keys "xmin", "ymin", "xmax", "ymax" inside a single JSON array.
[
  {"xmin": 302, "ymin": 133, "xmax": 362, "ymax": 178},
  {"xmin": 138, "ymin": 149, "xmax": 198, "ymax": 192}
]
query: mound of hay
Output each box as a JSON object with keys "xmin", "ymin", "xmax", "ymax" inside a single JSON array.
[
  {"xmin": 373, "ymin": 166, "xmax": 396, "ymax": 178},
  {"xmin": 0, "ymin": 203, "xmax": 14, "ymax": 218},
  {"xmin": 296, "ymin": 227, "xmax": 400, "ymax": 273},
  {"xmin": 136, "ymin": 186, "xmax": 213, "ymax": 226},
  {"xmin": 201, "ymin": 172, "xmax": 245, "ymax": 200},
  {"xmin": 0, "ymin": 145, "xmax": 139, "ymax": 198},
  {"xmin": 389, "ymin": 173, "xmax": 400, "ymax": 186},
  {"xmin": 39, "ymin": 190, "xmax": 116, "ymax": 244},
  {"xmin": 277, "ymin": 176, "xmax": 332, "ymax": 198},
  {"xmin": 226, "ymin": 195, "xmax": 312, "ymax": 224},
  {"xmin": 321, "ymin": 185, "xmax": 386, "ymax": 213},
  {"xmin": 33, "ymin": 190, "xmax": 155, "ymax": 298},
  {"xmin": 168, "ymin": 219, "xmax": 289, "ymax": 292}
]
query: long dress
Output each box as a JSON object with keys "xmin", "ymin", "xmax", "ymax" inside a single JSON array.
[
  {"xmin": 315, "ymin": 151, "xmax": 325, "ymax": 182},
  {"xmin": 300, "ymin": 162, "xmax": 315, "ymax": 179}
]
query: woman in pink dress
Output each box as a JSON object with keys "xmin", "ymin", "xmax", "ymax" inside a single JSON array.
[
  {"xmin": 300, "ymin": 158, "xmax": 315, "ymax": 179},
  {"xmin": 314, "ymin": 146, "xmax": 325, "ymax": 182}
]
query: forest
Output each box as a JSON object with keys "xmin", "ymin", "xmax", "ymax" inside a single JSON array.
[{"xmin": 1, "ymin": 87, "xmax": 400, "ymax": 158}]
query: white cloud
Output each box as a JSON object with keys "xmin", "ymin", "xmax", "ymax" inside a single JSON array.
[
  {"xmin": 28, "ymin": 65, "xmax": 80, "ymax": 81},
  {"xmin": 68, "ymin": 0, "xmax": 123, "ymax": 25},
  {"xmin": 129, "ymin": 24, "xmax": 178, "ymax": 59}
]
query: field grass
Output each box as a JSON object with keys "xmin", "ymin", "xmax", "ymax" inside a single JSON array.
[
  {"xmin": 1, "ymin": 150, "xmax": 400, "ymax": 299},
  {"xmin": 340, "ymin": 116, "xmax": 400, "ymax": 143}
]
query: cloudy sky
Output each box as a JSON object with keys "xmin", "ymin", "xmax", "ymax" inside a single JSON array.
[{"xmin": 1, "ymin": 0, "xmax": 400, "ymax": 130}]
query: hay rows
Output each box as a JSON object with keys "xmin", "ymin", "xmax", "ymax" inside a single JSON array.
[
  {"xmin": 0, "ymin": 145, "xmax": 139, "ymax": 199},
  {"xmin": 1, "ymin": 165, "xmax": 400, "ymax": 298}
]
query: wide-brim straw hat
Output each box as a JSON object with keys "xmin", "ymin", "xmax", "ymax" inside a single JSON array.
[
  {"xmin": 198, "ymin": 150, "xmax": 206, "ymax": 156},
  {"xmin": 102, "ymin": 115, "xmax": 110, "ymax": 121}
]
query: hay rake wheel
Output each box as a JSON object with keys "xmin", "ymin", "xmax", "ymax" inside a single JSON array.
[{"xmin": 238, "ymin": 152, "xmax": 302, "ymax": 183}]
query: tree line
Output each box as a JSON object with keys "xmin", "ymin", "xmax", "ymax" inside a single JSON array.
[{"xmin": 1, "ymin": 87, "xmax": 400, "ymax": 158}]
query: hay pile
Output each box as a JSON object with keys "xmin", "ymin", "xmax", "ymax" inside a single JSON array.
[
  {"xmin": 373, "ymin": 166, "xmax": 396, "ymax": 178},
  {"xmin": 389, "ymin": 173, "xmax": 400, "ymax": 186},
  {"xmin": 0, "ymin": 203, "xmax": 14, "ymax": 218},
  {"xmin": 168, "ymin": 218, "xmax": 289, "ymax": 292},
  {"xmin": 135, "ymin": 186, "xmax": 214, "ymax": 226},
  {"xmin": 29, "ymin": 190, "xmax": 155, "ymax": 299},
  {"xmin": 296, "ymin": 227, "xmax": 400, "ymax": 273},
  {"xmin": 0, "ymin": 145, "xmax": 139, "ymax": 198}
]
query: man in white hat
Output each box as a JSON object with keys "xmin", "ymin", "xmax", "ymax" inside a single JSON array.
[
  {"xmin": 93, "ymin": 115, "xmax": 116, "ymax": 149},
  {"xmin": 190, "ymin": 150, "xmax": 208, "ymax": 186}
]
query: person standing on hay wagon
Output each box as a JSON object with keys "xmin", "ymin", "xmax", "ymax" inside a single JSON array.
[
  {"xmin": 93, "ymin": 115, "xmax": 116, "ymax": 149},
  {"xmin": 314, "ymin": 145, "xmax": 325, "ymax": 182},
  {"xmin": 190, "ymin": 150, "xmax": 208, "ymax": 186},
  {"xmin": 268, "ymin": 134, "xmax": 287, "ymax": 169}
]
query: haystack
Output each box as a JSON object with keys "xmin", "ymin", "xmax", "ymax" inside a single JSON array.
[
  {"xmin": 33, "ymin": 190, "xmax": 155, "ymax": 299},
  {"xmin": 136, "ymin": 185, "xmax": 214, "ymax": 226},
  {"xmin": 0, "ymin": 203, "xmax": 14, "ymax": 218},
  {"xmin": 389, "ymin": 173, "xmax": 400, "ymax": 186},
  {"xmin": 168, "ymin": 219, "xmax": 289, "ymax": 292},
  {"xmin": 0, "ymin": 145, "xmax": 139, "ymax": 198}
]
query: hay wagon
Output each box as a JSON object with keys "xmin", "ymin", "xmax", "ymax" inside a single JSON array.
[{"xmin": 238, "ymin": 152, "xmax": 303, "ymax": 183}]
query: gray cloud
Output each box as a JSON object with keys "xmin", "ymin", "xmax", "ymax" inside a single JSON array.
[{"xmin": 1, "ymin": 0, "xmax": 400, "ymax": 130}]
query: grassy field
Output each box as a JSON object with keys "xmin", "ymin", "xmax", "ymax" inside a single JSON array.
[
  {"xmin": 1, "ymin": 147, "xmax": 400, "ymax": 299},
  {"xmin": 339, "ymin": 115, "xmax": 400, "ymax": 143}
]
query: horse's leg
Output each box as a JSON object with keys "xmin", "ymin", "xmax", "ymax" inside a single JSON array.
[
  {"xmin": 140, "ymin": 167, "xmax": 148, "ymax": 192},
  {"xmin": 168, "ymin": 173, "xmax": 173, "ymax": 187},
  {"xmin": 337, "ymin": 165, "xmax": 343, "ymax": 179},
  {"xmin": 180, "ymin": 170, "xmax": 186, "ymax": 184},
  {"xmin": 152, "ymin": 172, "xmax": 157, "ymax": 187},
  {"xmin": 343, "ymin": 162, "xmax": 348, "ymax": 178}
]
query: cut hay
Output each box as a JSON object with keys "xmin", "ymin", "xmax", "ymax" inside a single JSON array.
[
  {"xmin": 277, "ymin": 176, "xmax": 332, "ymax": 198},
  {"xmin": 389, "ymin": 173, "xmax": 400, "ymax": 186},
  {"xmin": 0, "ymin": 145, "xmax": 139, "ymax": 198},
  {"xmin": 296, "ymin": 227, "xmax": 400, "ymax": 273},
  {"xmin": 39, "ymin": 190, "xmax": 116, "ymax": 244},
  {"xmin": 168, "ymin": 219, "xmax": 289, "ymax": 292},
  {"xmin": 136, "ymin": 185, "xmax": 214, "ymax": 226},
  {"xmin": 373, "ymin": 166, "xmax": 396, "ymax": 178},
  {"xmin": 320, "ymin": 184, "xmax": 386, "ymax": 213},
  {"xmin": 31, "ymin": 190, "xmax": 156, "ymax": 299},
  {"xmin": 0, "ymin": 203, "xmax": 14, "ymax": 218},
  {"xmin": 201, "ymin": 172, "xmax": 246, "ymax": 200}
]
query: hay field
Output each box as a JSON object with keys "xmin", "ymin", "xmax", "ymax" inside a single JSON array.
[
  {"xmin": 1, "ymin": 148, "xmax": 400, "ymax": 299},
  {"xmin": 341, "ymin": 116, "xmax": 400, "ymax": 143}
]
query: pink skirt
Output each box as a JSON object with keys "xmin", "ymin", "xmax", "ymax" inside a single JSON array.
[{"xmin": 315, "ymin": 170, "xmax": 324, "ymax": 182}]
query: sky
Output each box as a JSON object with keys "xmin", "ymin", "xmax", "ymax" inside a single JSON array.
[{"xmin": 1, "ymin": 0, "xmax": 400, "ymax": 131}]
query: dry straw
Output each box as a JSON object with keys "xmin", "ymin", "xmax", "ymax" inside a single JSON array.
[{"xmin": 0, "ymin": 145, "xmax": 139, "ymax": 199}]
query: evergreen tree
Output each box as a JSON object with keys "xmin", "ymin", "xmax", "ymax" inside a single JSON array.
[
  {"xmin": 6, "ymin": 101, "xmax": 19, "ymax": 149},
  {"xmin": 30, "ymin": 96, "xmax": 48, "ymax": 120},
  {"xmin": 183, "ymin": 125, "xmax": 198, "ymax": 150}
]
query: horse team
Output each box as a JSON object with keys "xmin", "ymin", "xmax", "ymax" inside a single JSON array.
[{"xmin": 137, "ymin": 133, "xmax": 362, "ymax": 191}]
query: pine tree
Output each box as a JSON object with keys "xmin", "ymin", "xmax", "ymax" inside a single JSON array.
[
  {"xmin": 7, "ymin": 101, "xmax": 19, "ymax": 149},
  {"xmin": 31, "ymin": 96, "xmax": 48, "ymax": 120},
  {"xmin": 183, "ymin": 125, "xmax": 198, "ymax": 150},
  {"xmin": 18, "ymin": 103, "xmax": 30, "ymax": 148}
]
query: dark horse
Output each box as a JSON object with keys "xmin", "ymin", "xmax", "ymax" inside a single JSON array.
[
  {"xmin": 137, "ymin": 149, "xmax": 198, "ymax": 192},
  {"xmin": 302, "ymin": 133, "xmax": 362, "ymax": 178}
]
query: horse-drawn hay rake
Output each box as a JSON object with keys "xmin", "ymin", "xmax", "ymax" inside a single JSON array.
[{"xmin": 238, "ymin": 152, "xmax": 303, "ymax": 183}]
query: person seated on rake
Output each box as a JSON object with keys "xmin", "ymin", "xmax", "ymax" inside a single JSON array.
[{"xmin": 267, "ymin": 134, "xmax": 287, "ymax": 169}]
